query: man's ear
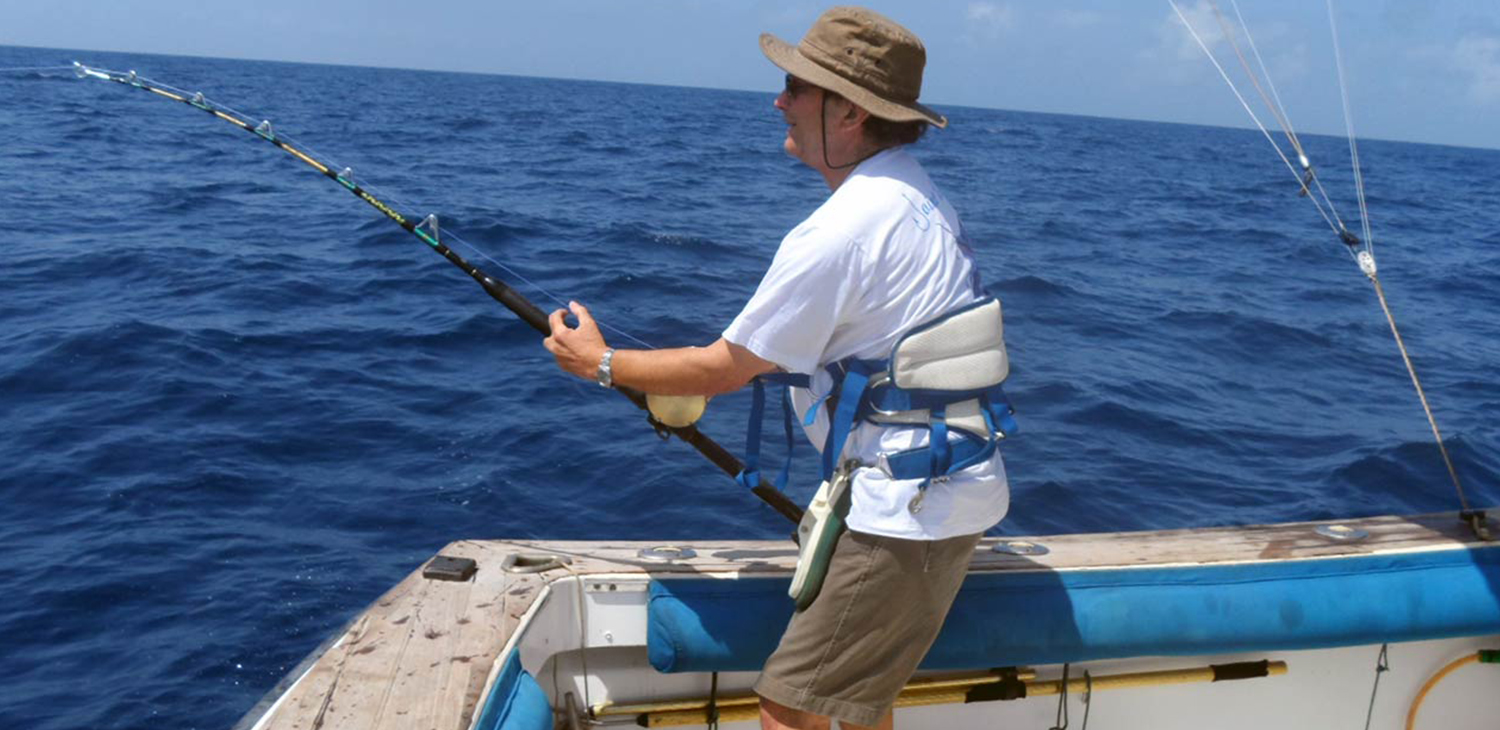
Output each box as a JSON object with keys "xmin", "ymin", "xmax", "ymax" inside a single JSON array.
[{"xmin": 833, "ymin": 98, "xmax": 869, "ymax": 131}]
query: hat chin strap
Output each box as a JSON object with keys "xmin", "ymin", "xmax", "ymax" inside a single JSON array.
[{"xmin": 819, "ymin": 92, "xmax": 888, "ymax": 172}]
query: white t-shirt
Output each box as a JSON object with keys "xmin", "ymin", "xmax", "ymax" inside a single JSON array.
[{"xmin": 723, "ymin": 147, "xmax": 1009, "ymax": 540}]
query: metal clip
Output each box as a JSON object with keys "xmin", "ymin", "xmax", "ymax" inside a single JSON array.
[
  {"xmin": 865, "ymin": 372, "xmax": 915, "ymax": 418},
  {"xmin": 1296, "ymin": 153, "xmax": 1314, "ymax": 197},
  {"xmin": 907, "ymin": 474, "xmax": 950, "ymax": 515}
]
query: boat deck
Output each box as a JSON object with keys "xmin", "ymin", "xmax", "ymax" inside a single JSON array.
[{"xmin": 237, "ymin": 510, "xmax": 1494, "ymax": 730}]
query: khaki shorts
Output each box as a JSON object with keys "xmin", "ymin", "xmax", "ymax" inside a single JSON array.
[{"xmin": 754, "ymin": 529, "xmax": 982, "ymax": 727}]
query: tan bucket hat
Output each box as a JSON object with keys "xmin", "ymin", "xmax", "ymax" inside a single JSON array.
[{"xmin": 761, "ymin": 6, "xmax": 947, "ymax": 128}]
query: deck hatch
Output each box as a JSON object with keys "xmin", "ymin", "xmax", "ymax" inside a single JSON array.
[{"xmin": 423, "ymin": 555, "xmax": 478, "ymax": 581}]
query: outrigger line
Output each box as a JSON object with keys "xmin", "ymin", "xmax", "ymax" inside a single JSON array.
[
  {"xmin": 68, "ymin": 62, "xmax": 804, "ymax": 526},
  {"xmin": 1168, "ymin": 3, "xmax": 1484, "ymax": 539}
]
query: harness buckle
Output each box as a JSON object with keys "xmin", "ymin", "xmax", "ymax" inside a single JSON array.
[{"xmin": 863, "ymin": 372, "xmax": 908, "ymax": 417}]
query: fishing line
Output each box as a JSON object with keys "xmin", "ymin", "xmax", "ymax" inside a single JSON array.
[
  {"xmin": 1222, "ymin": 0, "xmax": 1352, "ymax": 233},
  {"xmin": 1323, "ymin": 3, "xmax": 1472, "ymax": 523},
  {"xmin": 62, "ymin": 61, "xmax": 804, "ymax": 524},
  {"xmin": 1229, "ymin": 1, "xmax": 1301, "ymax": 153},
  {"xmin": 67, "ymin": 64, "xmax": 656, "ymax": 349},
  {"xmin": 1210, "ymin": 2, "xmax": 1300, "ymax": 155},
  {"xmin": 1171, "ymin": 2, "xmax": 1478, "ymax": 535},
  {"xmin": 1325, "ymin": 0, "xmax": 1375, "ymax": 254},
  {"xmin": 0, "ymin": 65, "xmax": 78, "ymax": 73},
  {"xmin": 1168, "ymin": 0, "xmax": 1345, "ymax": 242}
]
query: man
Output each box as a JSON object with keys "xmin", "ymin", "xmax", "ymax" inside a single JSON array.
[{"xmin": 544, "ymin": 6, "xmax": 1009, "ymax": 730}]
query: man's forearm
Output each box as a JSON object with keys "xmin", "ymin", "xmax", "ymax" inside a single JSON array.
[{"xmin": 610, "ymin": 339, "xmax": 774, "ymax": 396}]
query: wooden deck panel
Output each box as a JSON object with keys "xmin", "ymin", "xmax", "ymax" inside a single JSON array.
[
  {"xmin": 244, "ymin": 510, "xmax": 1494, "ymax": 730},
  {"xmin": 254, "ymin": 540, "xmax": 543, "ymax": 730}
]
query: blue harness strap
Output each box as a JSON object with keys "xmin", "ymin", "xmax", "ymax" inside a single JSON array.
[
  {"xmin": 818, "ymin": 360, "xmax": 879, "ymax": 481},
  {"xmin": 929, "ymin": 403, "xmax": 950, "ymax": 476},
  {"xmin": 733, "ymin": 298, "xmax": 1019, "ymax": 493},
  {"xmin": 734, "ymin": 368, "xmax": 1019, "ymax": 489},
  {"xmin": 734, "ymin": 372, "xmax": 809, "ymax": 493}
]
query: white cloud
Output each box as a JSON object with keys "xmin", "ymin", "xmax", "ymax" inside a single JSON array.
[
  {"xmin": 1162, "ymin": 0, "xmax": 1226, "ymax": 62},
  {"xmin": 1142, "ymin": 0, "xmax": 1227, "ymax": 84},
  {"xmin": 1452, "ymin": 35, "xmax": 1500, "ymax": 104},
  {"xmin": 1148, "ymin": 1, "xmax": 1305, "ymax": 89},
  {"xmin": 965, "ymin": 2, "xmax": 1015, "ymax": 41}
]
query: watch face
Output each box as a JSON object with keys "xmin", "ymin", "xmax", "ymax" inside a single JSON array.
[{"xmin": 596, "ymin": 349, "xmax": 614, "ymax": 387}]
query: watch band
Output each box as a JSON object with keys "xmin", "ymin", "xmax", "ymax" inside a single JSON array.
[{"xmin": 595, "ymin": 348, "xmax": 616, "ymax": 388}]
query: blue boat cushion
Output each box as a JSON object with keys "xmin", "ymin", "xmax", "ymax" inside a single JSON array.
[
  {"xmin": 474, "ymin": 652, "xmax": 553, "ymax": 730},
  {"xmin": 647, "ymin": 546, "xmax": 1500, "ymax": 673}
]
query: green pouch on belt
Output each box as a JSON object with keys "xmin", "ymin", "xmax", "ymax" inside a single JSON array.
[{"xmin": 789, "ymin": 463, "xmax": 854, "ymax": 611}]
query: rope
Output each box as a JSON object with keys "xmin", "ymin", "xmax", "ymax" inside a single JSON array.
[
  {"xmin": 706, "ymin": 672, "xmax": 720, "ymax": 730},
  {"xmin": 1405, "ymin": 652, "xmax": 1480, "ymax": 730},
  {"xmin": 1365, "ymin": 269, "xmax": 1471, "ymax": 512},
  {"xmin": 1361, "ymin": 643, "xmax": 1389, "ymax": 730},
  {"xmin": 1080, "ymin": 671, "xmax": 1093, "ymax": 730},
  {"xmin": 557, "ymin": 561, "xmax": 597, "ymax": 722},
  {"xmin": 1172, "ymin": 6, "xmax": 1473, "ymax": 526},
  {"xmin": 1324, "ymin": 6, "xmax": 1470, "ymax": 524},
  {"xmin": 1049, "ymin": 663, "xmax": 1071, "ymax": 730}
]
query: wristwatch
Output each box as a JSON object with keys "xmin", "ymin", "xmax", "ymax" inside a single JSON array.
[{"xmin": 595, "ymin": 348, "xmax": 616, "ymax": 388}]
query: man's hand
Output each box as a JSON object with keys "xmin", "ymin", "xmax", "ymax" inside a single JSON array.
[
  {"xmin": 543, "ymin": 301, "xmax": 608, "ymax": 381},
  {"xmin": 542, "ymin": 303, "xmax": 779, "ymax": 394}
]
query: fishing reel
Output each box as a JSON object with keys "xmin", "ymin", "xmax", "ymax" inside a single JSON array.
[{"xmin": 646, "ymin": 394, "xmax": 708, "ymax": 429}]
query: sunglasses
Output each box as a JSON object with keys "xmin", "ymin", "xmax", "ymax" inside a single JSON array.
[{"xmin": 783, "ymin": 74, "xmax": 817, "ymax": 98}]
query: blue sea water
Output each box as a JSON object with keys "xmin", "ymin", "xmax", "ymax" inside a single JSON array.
[{"xmin": 0, "ymin": 46, "xmax": 1496, "ymax": 729}]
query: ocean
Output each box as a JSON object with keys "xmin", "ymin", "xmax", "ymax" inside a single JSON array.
[{"xmin": 1, "ymin": 47, "xmax": 1496, "ymax": 729}]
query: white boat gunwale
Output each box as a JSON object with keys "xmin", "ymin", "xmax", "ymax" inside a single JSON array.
[{"xmin": 237, "ymin": 509, "xmax": 1500, "ymax": 730}]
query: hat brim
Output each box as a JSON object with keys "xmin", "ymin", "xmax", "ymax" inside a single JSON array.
[{"xmin": 760, "ymin": 32, "xmax": 948, "ymax": 129}]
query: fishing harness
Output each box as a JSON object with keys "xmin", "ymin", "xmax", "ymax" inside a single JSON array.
[{"xmin": 735, "ymin": 296, "xmax": 1018, "ymax": 513}]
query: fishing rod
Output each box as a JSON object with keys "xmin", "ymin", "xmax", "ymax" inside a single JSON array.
[{"xmin": 69, "ymin": 62, "xmax": 803, "ymax": 526}]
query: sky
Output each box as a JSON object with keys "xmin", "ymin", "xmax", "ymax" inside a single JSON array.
[{"xmin": 3, "ymin": 0, "xmax": 1498, "ymax": 150}]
